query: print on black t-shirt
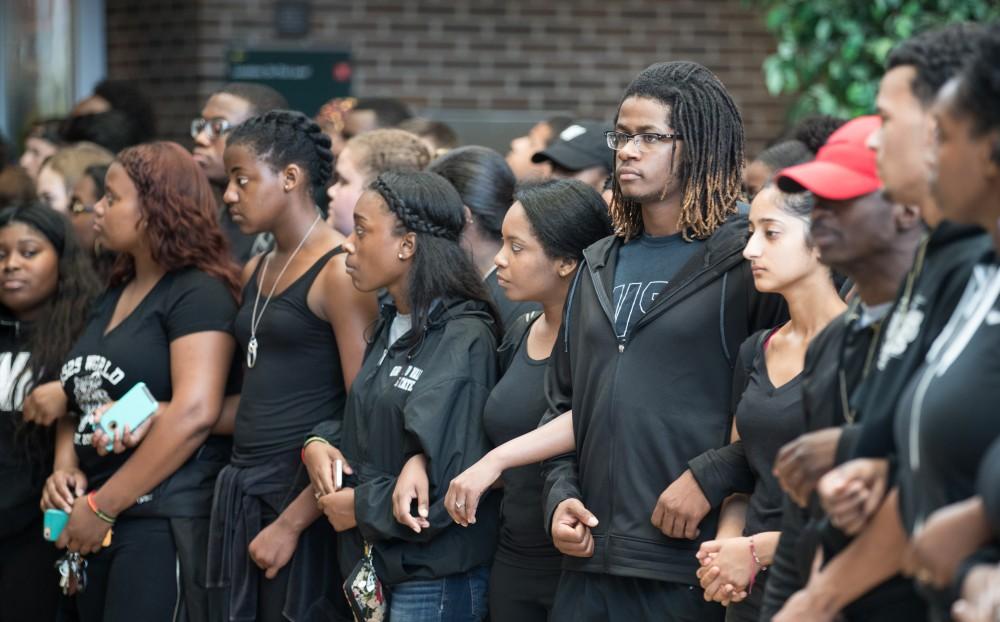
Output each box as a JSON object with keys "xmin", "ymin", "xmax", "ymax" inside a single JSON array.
[
  {"xmin": 612, "ymin": 233, "xmax": 703, "ymax": 339},
  {"xmin": 60, "ymin": 354, "xmax": 123, "ymax": 448},
  {"xmin": 0, "ymin": 352, "xmax": 31, "ymax": 412}
]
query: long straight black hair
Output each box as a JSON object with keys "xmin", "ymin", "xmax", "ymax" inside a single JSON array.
[{"xmin": 368, "ymin": 171, "xmax": 501, "ymax": 348}]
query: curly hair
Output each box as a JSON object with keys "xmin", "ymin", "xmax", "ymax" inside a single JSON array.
[
  {"xmin": 347, "ymin": 129, "xmax": 432, "ymax": 182},
  {"xmin": 112, "ymin": 142, "xmax": 240, "ymax": 296},
  {"xmin": 953, "ymin": 23, "xmax": 1000, "ymax": 162},
  {"xmin": 790, "ymin": 115, "xmax": 847, "ymax": 153},
  {"xmin": 226, "ymin": 110, "xmax": 334, "ymax": 213},
  {"xmin": 886, "ymin": 22, "xmax": 986, "ymax": 107},
  {"xmin": 610, "ymin": 61, "xmax": 744, "ymax": 241}
]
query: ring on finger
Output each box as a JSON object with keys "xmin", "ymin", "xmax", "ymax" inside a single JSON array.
[{"xmin": 455, "ymin": 500, "xmax": 465, "ymax": 509}]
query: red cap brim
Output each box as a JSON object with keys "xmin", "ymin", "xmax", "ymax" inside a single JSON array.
[{"xmin": 776, "ymin": 161, "xmax": 881, "ymax": 201}]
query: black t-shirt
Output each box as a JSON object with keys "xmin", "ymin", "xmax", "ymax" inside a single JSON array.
[
  {"xmin": 735, "ymin": 334, "xmax": 805, "ymax": 536},
  {"xmin": 60, "ymin": 268, "xmax": 238, "ymax": 518},
  {"xmin": 612, "ymin": 233, "xmax": 703, "ymax": 338},
  {"xmin": 0, "ymin": 321, "xmax": 50, "ymax": 538},
  {"xmin": 482, "ymin": 313, "xmax": 561, "ymax": 570}
]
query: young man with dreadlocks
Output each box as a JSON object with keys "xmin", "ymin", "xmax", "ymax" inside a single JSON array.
[{"xmin": 537, "ymin": 61, "xmax": 785, "ymax": 621}]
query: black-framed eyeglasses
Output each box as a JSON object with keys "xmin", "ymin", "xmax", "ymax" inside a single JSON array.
[
  {"xmin": 606, "ymin": 131, "xmax": 683, "ymax": 152},
  {"xmin": 190, "ymin": 117, "xmax": 232, "ymax": 140},
  {"xmin": 69, "ymin": 198, "xmax": 94, "ymax": 215}
]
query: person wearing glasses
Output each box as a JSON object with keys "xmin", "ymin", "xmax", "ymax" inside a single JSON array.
[
  {"xmin": 190, "ymin": 83, "xmax": 288, "ymax": 264},
  {"xmin": 35, "ymin": 143, "xmax": 114, "ymax": 214},
  {"xmin": 68, "ymin": 163, "xmax": 116, "ymax": 278},
  {"xmin": 527, "ymin": 62, "xmax": 785, "ymax": 621}
]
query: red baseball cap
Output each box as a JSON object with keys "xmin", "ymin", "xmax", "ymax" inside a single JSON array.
[{"xmin": 776, "ymin": 115, "xmax": 882, "ymax": 200}]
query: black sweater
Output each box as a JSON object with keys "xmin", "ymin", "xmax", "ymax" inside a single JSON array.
[{"xmin": 541, "ymin": 213, "xmax": 786, "ymax": 585}]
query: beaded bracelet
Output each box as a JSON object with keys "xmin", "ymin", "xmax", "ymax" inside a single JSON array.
[{"xmin": 86, "ymin": 491, "xmax": 116, "ymax": 525}]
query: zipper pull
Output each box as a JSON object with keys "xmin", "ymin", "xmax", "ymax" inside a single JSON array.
[{"xmin": 618, "ymin": 342, "xmax": 625, "ymax": 353}]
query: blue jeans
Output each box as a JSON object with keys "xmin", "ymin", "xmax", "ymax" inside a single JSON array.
[{"xmin": 388, "ymin": 565, "xmax": 489, "ymax": 621}]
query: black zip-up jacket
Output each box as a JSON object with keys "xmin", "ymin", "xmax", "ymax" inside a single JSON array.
[
  {"xmin": 541, "ymin": 214, "xmax": 786, "ymax": 584},
  {"xmin": 323, "ymin": 299, "xmax": 501, "ymax": 586},
  {"xmin": 851, "ymin": 221, "xmax": 990, "ymax": 459}
]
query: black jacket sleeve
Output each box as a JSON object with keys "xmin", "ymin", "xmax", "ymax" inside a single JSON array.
[
  {"xmin": 834, "ymin": 423, "xmax": 862, "ymax": 466},
  {"xmin": 978, "ymin": 437, "xmax": 1000, "ymax": 538},
  {"xmin": 539, "ymin": 309, "xmax": 580, "ymax": 534},
  {"xmin": 689, "ymin": 333, "xmax": 761, "ymax": 506},
  {"xmin": 760, "ymin": 496, "xmax": 810, "ymax": 619},
  {"xmin": 354, "ymin": 374, "xmax": 495, "ymax": 544}
]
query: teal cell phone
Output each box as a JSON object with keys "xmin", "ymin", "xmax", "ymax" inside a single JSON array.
[
  {"xmin": 98, "ymin": 382, "xmax": 158, "ymax": 452},
  {"xmin": 43, "ymin": 508, "xmax": 69, "ymax": 542}
]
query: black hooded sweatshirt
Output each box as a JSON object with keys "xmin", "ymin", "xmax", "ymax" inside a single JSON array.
[
  {"xmin": 541, "ymin": 213, "xmax": 786, "ymax": 585},
  {"xmin": 318, "ymin": 298, "xmax": 501, "ymax": 586}
]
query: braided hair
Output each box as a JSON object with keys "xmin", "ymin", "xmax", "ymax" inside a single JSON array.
[
  {"xmin": 226, "ymin": 110, "xmax": 334, "ymax": 214},
  {"xmin": 610, "ymin": 61, "xmax": 744, "ymax": 240},
  {"xmin": 368, "ymin": 171, "xmax": 501, "ymax": 348}
]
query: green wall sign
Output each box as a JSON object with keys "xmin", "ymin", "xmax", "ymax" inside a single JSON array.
[{"xmin": 227, "ymin": 48, "xmax": 352, "ymax": 116}]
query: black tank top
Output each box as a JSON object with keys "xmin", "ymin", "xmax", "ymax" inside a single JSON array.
[{"xmin": 232, "ymin": 247, "xmax": 346, "ymax": 466}]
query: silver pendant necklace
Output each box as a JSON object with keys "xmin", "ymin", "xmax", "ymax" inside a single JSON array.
[{"xmin": 247, "ymin": 214, "xmax": 322, "ymax": 368}]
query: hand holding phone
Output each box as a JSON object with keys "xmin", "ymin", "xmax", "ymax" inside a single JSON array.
[{"xmin": 96, "ymin": 383, "xmax": 158, "ymax": 453}]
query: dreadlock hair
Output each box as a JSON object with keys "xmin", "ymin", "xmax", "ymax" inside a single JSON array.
[
  {"xmin": 227, "ymin": 110, "xmax": 334, "ymax": 214},
  {"xmin": 886, "ymin": 22, "xmax": 986, "ymax": 108},
  {"xmin": 609, "ymin": 61, "xmax": 744, "ymax": 241},
  {"xmin": 429, "ymin": 145, "xmax": 515, "ymax": 243},
  {"xmin": 368, "ymin": 171, "xmax": 501, "ymax": 348},
  {"xmin": 0, "ymin": 202, "xmax": 101, "ymax": 473},
  {"xmin": 952, "ymin": 23, "xmax": 1000, "ymax": 164}
]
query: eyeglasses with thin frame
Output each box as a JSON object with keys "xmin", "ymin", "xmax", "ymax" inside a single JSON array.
[
  {"xmin": 69, "ymin": 198, "xmax": 94, "ymax": 215},
  {"xmin": 190, "ymin": 117, "xmax": 232, "ymax": 140},
  {"xmin": 605, "ymin": 131, "xmax": 683, "ymax": 152}
]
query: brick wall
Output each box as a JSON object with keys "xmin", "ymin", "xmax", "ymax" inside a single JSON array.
[{"xmin": 106, "ymin": 0, "xmax": 788, "ymax": 156}]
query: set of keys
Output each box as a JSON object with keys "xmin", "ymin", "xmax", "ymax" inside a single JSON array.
[{"xmin": 56, "ymin": 552, "xmax": 88, "ymax": 595}]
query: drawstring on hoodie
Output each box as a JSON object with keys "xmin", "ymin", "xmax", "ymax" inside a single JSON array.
[{"xmin": 719, "ymin": 271, "xmax": 731, "ymax": 368}]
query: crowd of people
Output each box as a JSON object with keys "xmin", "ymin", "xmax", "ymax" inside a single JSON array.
[{"xmin": 0, "ymin": 18, "xmax": 998, "ymax": 622}]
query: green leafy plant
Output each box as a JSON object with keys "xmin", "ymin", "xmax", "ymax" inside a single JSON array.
[{"xmin": 750, "ymin": 0, "xmax": 999, "ymax": 119}]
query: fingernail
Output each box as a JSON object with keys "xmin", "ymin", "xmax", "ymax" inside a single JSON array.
[{"xmin": 419, "ymin": 506, "xmax": 428, "ymax": 518}]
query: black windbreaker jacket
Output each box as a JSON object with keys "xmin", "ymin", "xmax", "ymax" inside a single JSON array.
[
  {"xmin": 850, "ymin": 221, "xmax": 990, "ymax": 459},
  {"xmin": 541, "ymin": 213, "xmax": 786, "ymax": 585},
  {"xmin": 321, "ymin": 299, "xmax": 501, "ymax": 586}
]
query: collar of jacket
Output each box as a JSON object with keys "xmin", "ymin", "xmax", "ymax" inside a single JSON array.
[{"xmin": 373, "ymin": 297, "xmax": 496, "ymax": 354}]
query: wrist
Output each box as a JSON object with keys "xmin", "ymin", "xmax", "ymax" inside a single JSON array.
[
  {"xmin": 93, "ymin": 486, "xmax": 129, "ymax": 517},
  {"xmin": 88, "ymin": 490, "xmax": 117, "ymax": 524}
]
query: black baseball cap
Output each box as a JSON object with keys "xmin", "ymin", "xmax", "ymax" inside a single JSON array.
[{"xmin": 532, "ymin": 120, "xmax": 613, "ymax": 173}]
